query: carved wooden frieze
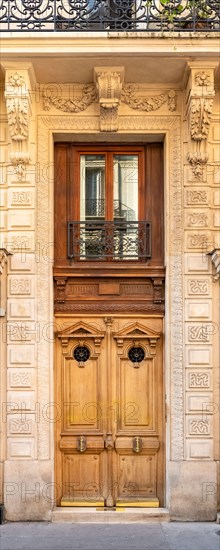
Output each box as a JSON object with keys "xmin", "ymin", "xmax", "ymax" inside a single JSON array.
[{"xmin": 54, "ymin": 276, "xmax": 165, "ymax": 314}]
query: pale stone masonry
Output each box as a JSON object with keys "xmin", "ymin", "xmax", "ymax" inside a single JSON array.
[{"xmin": 0, "ymin": 32, "xmax": 220, "ymax": 521}]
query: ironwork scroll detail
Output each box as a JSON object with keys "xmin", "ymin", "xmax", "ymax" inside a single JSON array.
[
  {"xmin": 1, "ymin": 1, "xmax": 219, "ymax": 32},
  {"xmin": 67, "ymin": 220, "xmax": 151, "ymax": 261}
]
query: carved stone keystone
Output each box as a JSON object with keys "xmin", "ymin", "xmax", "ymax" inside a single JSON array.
[{"xmin": 94, "ymin": 66, "xmax": 124, "ymax": 132}]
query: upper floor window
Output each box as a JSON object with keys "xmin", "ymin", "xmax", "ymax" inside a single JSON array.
[{"xmin": 54, "ymin": 143, "xmax": 164, "ymax": 267}]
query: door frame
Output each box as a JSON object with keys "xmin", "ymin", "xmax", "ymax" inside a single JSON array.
[{"xmin": 36, "ymin": 112, "xmax": 183, "ymax": 513}]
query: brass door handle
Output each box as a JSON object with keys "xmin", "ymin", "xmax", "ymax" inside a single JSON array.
[
  {"xmin": 133, "ymin": 436, "xmax": 143, "ymax": 453},
  {"xmin": 77, "ymin": 436, "xmax": 87, "ymax": 453}
]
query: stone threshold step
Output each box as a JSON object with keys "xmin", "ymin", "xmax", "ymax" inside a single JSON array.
[{"xmin": 52, "ymin": 507, "xmax": 170, "ymax": 523}]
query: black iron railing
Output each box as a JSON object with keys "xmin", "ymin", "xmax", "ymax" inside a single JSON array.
[
  {"xmin": 67, "ymin": 220, "xmax": 151, "ymax": 260},
  {"xmin": 0, "ymin": 1, "xmax": 219, "ymax": 32}
]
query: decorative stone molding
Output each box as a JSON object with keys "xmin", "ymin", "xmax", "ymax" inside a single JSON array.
[
  {"xmin": 11, "ymin": 191, "xmax": 31, "ymax": 205},
  {"xmin": 5, "ymin": 72, "xmax": 29, "ymax": 141},
  {"xmin": 94, "ymin": 66, "xmax": 124, "ymax": 132},
  {"xmin": 186, "ymin": 189, "xmax": 208, "ymax": 205},
  {"xmin": 195, "ymin": 72, "xmax": 211, "ymax": 87},
  {"xmin": 190, "ymin": 98, "xmax": 213, "ymax": 142},
  {"xmin": 189, "ymin": 280, "xmax": 208, "ymax": 295},
  {"xmin": 186, "ymin": 62, "xmax": 218, "ymax": 179},
  {"xmin": 38, "ymin": 113, "xmax": 183, "ymax": 461},
  {"xmin": 188, "ymin": 325, "xmax": 209, "ymax": 343},
  {"xmin": 10, "ymin": 152, "xmax": 30, "ymax": 182},
  {"xmin": 3, "ymin": 63, "xmax": 35, "ymax": 180},
  {"xmin": 42, "ymin": 84, "xmax": 97, "ymax": 112},
  {"xmin": 187, "ymin": 213, "xmax": 208, "ymax": 228},
  {"xmin": 187, "ymin": 152, "xmax": 208, "ymax": 180},
  {"xmin": 122, "ymin": 86, "xmax": 177, "ymax": 112},
  {"xmin": 189, "ymin": 419, "xmax": 210, "ymax": 435},
  {"xmin": 189, "ymin": 372, "xmax": 210, "ymax": 388},
  {"xmin": 41, "ymin": 79, "xmax": 177, "ymax": 133}
]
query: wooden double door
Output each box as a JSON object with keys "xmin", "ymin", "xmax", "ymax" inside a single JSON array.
[{"xmin": 55, "ymin": 316, "xmax": 164, "ymax": 507}]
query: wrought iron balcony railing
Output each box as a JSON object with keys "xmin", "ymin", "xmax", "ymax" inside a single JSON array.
[
  {"xmin": 67, "ymin": 220, "xmax": 151, "ymax": 261},
  {"xmin": 1, "ymin": 1, "xmax": 219, "ymax": 32}
]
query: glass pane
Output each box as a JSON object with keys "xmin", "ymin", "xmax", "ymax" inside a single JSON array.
[
  {"xmin": 80, "ymin": 155, "xmax": 105, "ymax": 220},
  {"xmin": 113, "ymin": 155, "xmax": 138, "ymax": 221},
  {"xmin": 80, "ymin": 155, "xmax": 105, "ymax": 260},
  {"xmin": 113, "ymin": 155, "xmax": 139, "ymax": 260}
]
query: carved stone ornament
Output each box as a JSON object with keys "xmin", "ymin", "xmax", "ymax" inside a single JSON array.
[
  {"xmin": 187, "ymin": 152, "xmax": 208, "ymax": 180},
  {"xmin": 190, "ymin": 98, "xmax": 213, "ymax": 142},
  {"xmin": 4, "ymin": 68, "xmax": 33, "ymax": 179},
  {"xmin": 42, "ymin": 84, "xmax": 97, "ymax": 112},
  {"xmin": 187, "ymin": 212, "xmax": 208, "ymax": 228},
  {"xmin": 0, "ymin": 249, "xmax": 9, "ymax": 274},
  {"xmin": 5, "ymin": 72, "xmax": 29, "ymax": 141},
  {"xmin": 94, "ymin": 66, "xmax": 124, "ymax": 132},
  {"xmin": 10, "ymin": 152, "xmax": 30, "ymax": 181},
  {"xmin": 122, "ymin": 86, "xmax": 177, "ymax": 112},
  {"xmin": 186, "ymin": 63, "xmax": 216, "ymax": 174},
  {"xmin": 189, "ymin": 419, "xmax": 210, "ymax": 435},
  {"xmin": 195, "ymin": 72, "xmax": 211, "ymax": 87},
  {"xmin": 209, "ymin": 249, "xmax": 220, "ymax": 281}
]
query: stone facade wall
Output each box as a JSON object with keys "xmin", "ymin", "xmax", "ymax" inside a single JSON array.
[{"xmin": 0, "ymin": 59, "xmax": 219, "ymax": 520}]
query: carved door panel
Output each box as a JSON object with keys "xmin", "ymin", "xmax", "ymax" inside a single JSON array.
[
  {"xmin": 112, "ymin": 318, "xmax": 164, "ymax": 507},
  {"xmin": 55, "ymin": 320, "xmax": 107, "ymax": 506},
  {"xmin": 55, "ymin": 317, "xmax": 164, "ymax": 507}
]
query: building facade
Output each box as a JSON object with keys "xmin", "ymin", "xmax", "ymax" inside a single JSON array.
[{"xmin": 0, "ymin": 0, "xmax": 220, "ymax": 522}]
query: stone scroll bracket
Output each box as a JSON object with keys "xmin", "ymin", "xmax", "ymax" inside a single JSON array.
[
  {"xmin": 208, "ymin": 249, "xmax": 220, "ymax": 282},
  {"xmin": 2, "ymin": 62, "xmax": 36, "ymax": 181},
  {"xmin": 94, "ymin": 66, "xmax": 124, "ymax": 132},
  {"xmin": 185, "ymin": 61, "xmax": 218, "ymax": 180}
]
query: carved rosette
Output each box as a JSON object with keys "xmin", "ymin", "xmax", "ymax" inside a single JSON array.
[{"xmin": 94, "ymin": 66, "xmax": 124, "ymax": 132}]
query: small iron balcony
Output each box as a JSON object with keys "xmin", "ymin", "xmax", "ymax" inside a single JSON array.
[
  {"xmin": 67, "ymin": 220, "xmax": 151, "ymax": 261},
  {"xmin": 1, "ymin": 1, "xmax": 219, "ymax": 33}
]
